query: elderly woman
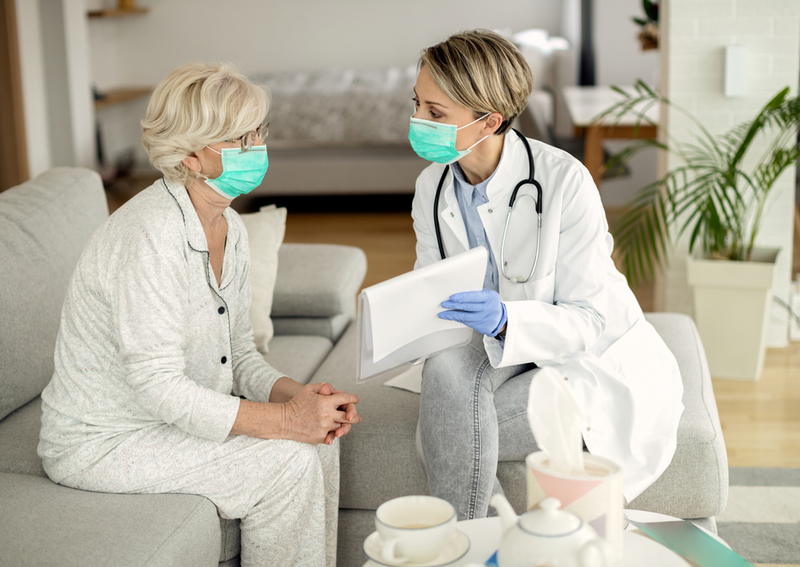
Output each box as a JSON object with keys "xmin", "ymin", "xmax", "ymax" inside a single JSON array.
[
  {"xmin": 409, "ymin": 30, "xmax": 684, "ymax": 520},
  {"xmin": 38, "ymin": 63, "xmax": 361, "ymax": 567}
]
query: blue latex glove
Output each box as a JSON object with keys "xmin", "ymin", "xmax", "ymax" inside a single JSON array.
[{"xmin": 439, "ymin": 290, "xmax": 507, "ymax": 337}]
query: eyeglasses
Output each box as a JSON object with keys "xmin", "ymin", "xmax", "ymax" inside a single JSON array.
[{"xmin": 225, "ymin": 121, "xmax": 269, "ymax": 152}]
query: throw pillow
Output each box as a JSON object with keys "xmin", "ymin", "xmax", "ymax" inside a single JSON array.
[{"xmin": 239, "ymin": 204, "xmax": 287, "ymax": 354}]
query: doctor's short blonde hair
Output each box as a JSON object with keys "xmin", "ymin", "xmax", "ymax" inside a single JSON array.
[
  {"xmin": 141, "ymin": 62, "xmax": 269, "ymax": 186},
  {"xmin": 420, "ymin": 29, "xmax": 533, "ymax": 136}
]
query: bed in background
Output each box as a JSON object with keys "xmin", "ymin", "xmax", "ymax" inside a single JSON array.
[
  {"xmin": 249, "ymin": 30, "xmax": 574, "ymax": 197},
  {"xmin": 257, "ymin": 66, "xmax": 416, "ymax": 148},
  {"xmin": 249, "ymin": 65, "xmax": 424, "ymax": 197}
]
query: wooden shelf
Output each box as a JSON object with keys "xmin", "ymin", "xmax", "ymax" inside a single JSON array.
[
  {"xmin": 94, "ymin": 87, "xmax": 151, "ymax": 110},
  {"xmin": 88, "ymin": 7, "xmax": 148, "ymax": 18}
]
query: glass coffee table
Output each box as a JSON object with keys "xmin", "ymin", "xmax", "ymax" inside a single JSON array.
[{"xmin": 363, "ymin": 510, "xmax": 718, "ymax": 567}]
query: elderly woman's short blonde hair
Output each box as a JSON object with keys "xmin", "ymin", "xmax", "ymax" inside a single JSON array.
[
  {"xmin": 141, "ymin": 62, "xmax": 269, "ymax": 186},
  {"xmin": 420, "ymin": 30, "xmax": 533, "ymax": 136}
]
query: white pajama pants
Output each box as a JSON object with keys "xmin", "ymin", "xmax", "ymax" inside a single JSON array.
[{"xmin": 60, "ymin": 425, "xmax": 339, "ymax": 567}]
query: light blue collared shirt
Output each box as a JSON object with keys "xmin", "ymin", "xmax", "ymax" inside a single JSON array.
[{"xmin": 452, "ymin": 162, "xmax": 500, "ymax": 292}]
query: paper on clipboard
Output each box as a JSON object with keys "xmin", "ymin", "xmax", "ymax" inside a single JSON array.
[{"xmin": 356, "ymin": 247, "xmax": 487, "ymax": 382}]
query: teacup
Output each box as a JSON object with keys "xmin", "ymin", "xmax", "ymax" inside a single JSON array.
[{"xmin": 375, "ymin": 495, "xmax": 456, "ymax": 563}]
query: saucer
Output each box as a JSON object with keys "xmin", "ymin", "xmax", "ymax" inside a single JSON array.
[{"xmin": 363, "ymin": 529, "xmax": 470, "ymax": 567}]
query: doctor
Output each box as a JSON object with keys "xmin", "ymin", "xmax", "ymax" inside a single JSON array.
[{"xmin": 410, "ymin": 29, "xmax": 684, "ymax": 520}]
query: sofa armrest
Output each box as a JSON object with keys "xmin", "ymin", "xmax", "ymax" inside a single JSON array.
[
  {"xmin": 0, "ymin": 473, "xmax": 221, "ymax": 567},
  {"xmin": 271, "ymin": 244, "xmax": 367, "ymax": 340}
]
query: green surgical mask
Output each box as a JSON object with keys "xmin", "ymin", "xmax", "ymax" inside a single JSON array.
[
  {"xmin": 408, "ymin": 113, "xmax": 490, "ymax": 164},
  {"xmin": 203, "ymin": 145, "xmax": 268, "ymax": 199}
]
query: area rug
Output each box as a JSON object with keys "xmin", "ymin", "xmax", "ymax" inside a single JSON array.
[{"xmin": 716, "ymin": 467, "xmax": 800, "ymax": 566}]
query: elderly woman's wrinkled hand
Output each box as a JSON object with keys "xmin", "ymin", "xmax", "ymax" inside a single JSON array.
[
  {"xmin": 282, "ymin": 383, "xmax": 362, "ymax": 445},
  {"xmin": 316, "ymin": 382, "xmax": 364, "ymax": 444}
]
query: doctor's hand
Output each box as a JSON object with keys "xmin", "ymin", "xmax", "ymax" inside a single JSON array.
[{"xmin": 439, "ymin": 290, "xmax": 507, "ymax": 337}]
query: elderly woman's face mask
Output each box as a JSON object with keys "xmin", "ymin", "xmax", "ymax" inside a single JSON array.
[{"xmin": 202, "ymin": 145, "xmax": 268, "ymax": 199}]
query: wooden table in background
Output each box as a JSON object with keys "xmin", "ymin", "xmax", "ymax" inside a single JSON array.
[{"xmin": 562, "ymin": 85, "xmax": 660, "ymax": 189}]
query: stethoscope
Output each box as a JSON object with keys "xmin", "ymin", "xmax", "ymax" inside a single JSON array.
[{"xmin": 433, "ymin": 128, "xmax": 543, "ymax": 284}]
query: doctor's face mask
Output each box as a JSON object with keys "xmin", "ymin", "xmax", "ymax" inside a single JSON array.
[{"xmin": 408, "ymin": 113, "xmax": 490, "ymax": 164}]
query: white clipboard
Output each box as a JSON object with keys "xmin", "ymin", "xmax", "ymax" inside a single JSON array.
[{"xmin": 356, "ymin": 247, "xmax": 487, "ymax": 382}]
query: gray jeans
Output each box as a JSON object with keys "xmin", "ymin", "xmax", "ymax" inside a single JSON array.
[{"xmin": 418, "ymin": 331, "xmax": 540, "ymax": 520}]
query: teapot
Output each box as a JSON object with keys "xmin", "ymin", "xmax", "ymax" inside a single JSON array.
[{"xmin": 490, "ymin": 494, "xmax": 611, "ymax": 567}]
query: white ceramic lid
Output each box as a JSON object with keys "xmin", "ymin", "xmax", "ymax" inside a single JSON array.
[{"xmin": 518, "ymin": 497, "xmax": 583, "ymax": 536}]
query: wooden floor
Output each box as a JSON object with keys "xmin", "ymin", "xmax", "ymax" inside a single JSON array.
[{"xmin": 283, "ymin": 210, "xmax": 800, "ymax": 469}]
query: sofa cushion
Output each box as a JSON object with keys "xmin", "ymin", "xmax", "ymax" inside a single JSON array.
[
  {"xmin": 0, "ymin": 396, "xmax": 241, "ymax": 563},
  {"xmin": 272, "ymin": 244, "xmax": 367, "ymax": 319},
  {"xmin": 0, "ymin": 168, "xmax": 108, "ymax": 420},
  {"xmin": 0, "ymin": 473, "xmax": 221, "ymax": 567},
  {"xmin": 240, "ymin": 205, "xmax": 287, "ymax": 354},
  {"xmin": 219, "ymin": 518, "xmax": 241, "ymax": 563},
  {"xmin": 338, "ymin": 508, "xmax": 377, "ymax": 567},
  {"xmin": 0, "ymin": 397, "xmax": 45, "ymax": 477},
  {"xmin": 263, "ymin": 335, "xmax": 334, "ymax": 385},
  {"xmin": 272, "ymin": 311, "xmax": 352, "ymax": 343}
]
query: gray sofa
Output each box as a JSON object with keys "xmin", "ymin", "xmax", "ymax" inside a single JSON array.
[{"xmin": 0, "ymin": 167, "xmax": 728, "ymax": 567}]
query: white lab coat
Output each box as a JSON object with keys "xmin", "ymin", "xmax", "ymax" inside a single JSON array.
[{"xmin": 411, "ymin": 132, "xmax": 684, "ymax": 502}]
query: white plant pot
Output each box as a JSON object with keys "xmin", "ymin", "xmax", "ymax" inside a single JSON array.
[{"xmin": 686, "ymin": 248, "xmax": 780, "ymax": 381}]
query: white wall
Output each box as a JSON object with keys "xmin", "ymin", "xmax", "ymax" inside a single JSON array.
[
  {"xmin": 593, "ymin": 0, "xmax": 661, "ymax": 208},
  {"xmin": 15, "ymin": 0, "xmax": 51, "ymax": 177},
  {"xmin": 15, "ymin": 0, "xmax": 95, "ymax": 174},
  {"xmin": 595, "ymin": 0, "xmax": 661, "ymax": 87},
  {"xmin": 661, "ymin": 0, "xmax": 800, "ymax": 346},
  {"xmin": 84, "ymin": 0, "xmax": 563, "ymax": 86},
  {"xmin": 63, "ymin": 0, "xmax": 95, "ymax": 169},
  {"xmin": 39, "ymin": 0, "xmax": 73, "ymax": 168}
]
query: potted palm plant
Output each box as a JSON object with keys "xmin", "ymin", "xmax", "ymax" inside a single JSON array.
[{"xmin": 602, "ymin": 82, "xmax": 800, "ymax": 380}]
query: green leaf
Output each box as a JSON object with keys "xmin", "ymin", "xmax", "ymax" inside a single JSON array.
[{"xmin": 643, "ymin": 0, "xmax": 659, "ymax": 22}]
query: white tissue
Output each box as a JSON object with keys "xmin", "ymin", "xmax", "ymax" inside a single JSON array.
[{"xmin": 527, "ymin": 367, "xmax": 586, "ymax": 474}]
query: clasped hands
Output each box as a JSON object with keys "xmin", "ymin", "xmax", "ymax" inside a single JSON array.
[
  {"xmin": 282, "ymin": 382, "xmax": 362, "ymax": 445},
  {"xmin": 438, "ymin": 289, "xmax": 507, "ymax": 337},
  {"xmin": 270, "ymin": 290, "xmax": 506, "ymax": 444}
]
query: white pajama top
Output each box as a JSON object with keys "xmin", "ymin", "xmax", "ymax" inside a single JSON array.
[{"xmin": 39, "ymin": 179, "xmax": 284, "ymax": 483}]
